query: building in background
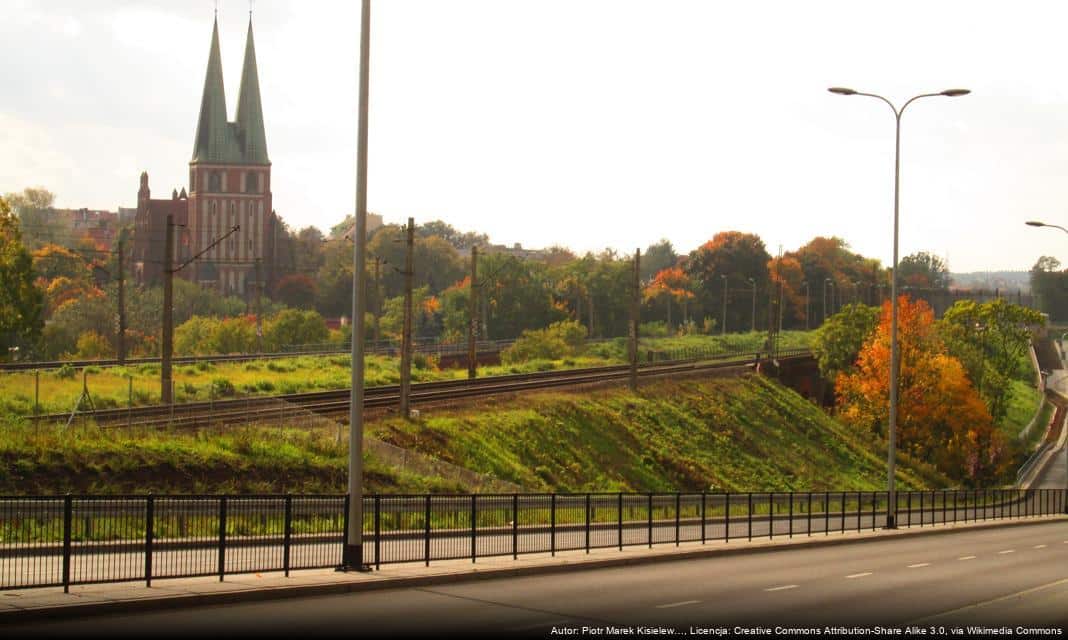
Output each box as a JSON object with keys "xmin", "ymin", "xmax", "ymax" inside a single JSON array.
[{"xmin": 133, "ymin": 16, "xmax": 280, "ymax": 296}]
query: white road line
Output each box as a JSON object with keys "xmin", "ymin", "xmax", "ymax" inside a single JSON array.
[
  {"xmin": 655, "ymin": 600, "xmax": 699, "ymax": 609},
  {"xmin": 998, "ymin": 549, "xmax": 1015, "ymax": 555},
  {"xmin": 846, "ymin": 572, "xmax": 873, "ymax": 579},
  {"xmin": 958, "ymin": 556, "xmax": 977, "ymax": 561},
  {"xmin": 909, "ymin": 577, "xmax": 1068, "ymax": 625},
  {"xmin": 1034, "ymin": 544, "xmax": 1047, "ymax": 549},
  {"xmin": 907, "ymin": 563, "xmax": 931, "ymax": 568},
  {"xmin": 765, "ymin": 585, "xmax": 799, "ymax": 592}
]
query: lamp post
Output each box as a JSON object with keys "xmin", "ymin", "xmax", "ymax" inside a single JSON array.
[
  {"xmin": 802, "ymin": 281, "xmax": 809, "ymax": 330},
  {"xmin": 721, "ymin": 275, "xmax": 728, "ymax": 335},
  {"xmin": 824, "ymin": 278, "xmax": 834, "ymax": 322},
  {"xmin": 1026, "ymin": 220, "xmax": 1068, "ymax": 235},
  {"xmin": 829, "ymin": 85, "xmax": 970, "ymax": 528},
  {"xmin": 748, "ymin": 277, "xmax": 757, "ymax": 333}
]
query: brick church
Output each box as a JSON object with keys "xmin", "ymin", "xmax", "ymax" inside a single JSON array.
[{"xmin": 133, "ymin": 16, "xmax": 280, "ymax": 297}]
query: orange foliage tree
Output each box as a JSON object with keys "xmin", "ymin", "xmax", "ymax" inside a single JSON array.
[
  {"xmin": 644, "ymin": 267, "xmax": 695, "ymax": 328},
  {"xmin": 836, "ymin": 296, "xmax": 1010, "ymax": 485}
]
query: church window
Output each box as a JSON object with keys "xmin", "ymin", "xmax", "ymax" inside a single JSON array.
[
  {"xmin": 190, "ymin": 170, "xmax": 196, "ymax": 192},
  {"xmin": 246, "ymin": 172, "xmax": 259, "ymax": 193},
  {"xmin": 209, "ymin": 172, "xmax": 221, "ymax": 192}
]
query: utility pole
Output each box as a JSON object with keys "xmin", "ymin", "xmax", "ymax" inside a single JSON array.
[
  {"xmin": 254, "ymin": 257, "xmax": 263, "ymax": 353},
  {"xmin": 117, "ymin": 231, "xmax": 126, "ymax": 365},
  {"xmin": 467, "ymin": 246, "xmax": 478, "ymax": 379},
  {"xmin": 721, "ymin": 275, "xmax": 728, "ymax": 335},
  {"xmin": 342, "ymin": 0, "xmax": 372, "ymax": 573},
  {"xmin": 372, "ymin": 256, "xmax": 381, "ymax": 344},
  {"xmin": 629, "ymin": 248, "xmax": 640, "ymax": 392},
  {"xmin": 749, "ymin": 277, "xmax": 756, "ymax": 333},
  {"xmin": 161, "ymin": 215, "xmax": 174, "ymax": 404},
  {"xmin": 399, "ymin": 217, "xmax": 414, "ymax": 418}
]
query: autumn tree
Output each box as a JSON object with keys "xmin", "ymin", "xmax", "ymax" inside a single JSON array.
[
  {"xmin": 836, "ymin": 296, "xmax": 1010, "ymax": 484},
  {"xmin": 810, "ymin": 303, "xmax": 880, "ymax": 381},
  {"xmin": 640, "ymin": 239, "xmax": 678, "ymax": 282},
  {"xmin": 644, "ymin": 266, "xmax": 695, "ymax": 329},
  {"xmin": 0, "ymin": 195, "xmax": 44, "ymax": 358},
  {"xmin": 274, "ymin": 273, "xmax": 317, "ymax": 310},
  {"xmin": 686, "ymin": 231, "xmax": 771, "ymax": 333}
]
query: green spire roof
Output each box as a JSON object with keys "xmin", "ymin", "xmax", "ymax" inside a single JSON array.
[
  {"xmin": 191, "ymin": 18, "xmax": 269, "ymax": 166},
  {"xmin": 235, "ymin": 19, "xmax": 269, "ymax": 165}
]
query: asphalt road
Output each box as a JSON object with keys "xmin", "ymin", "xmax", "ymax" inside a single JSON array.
[{"xmin": 7, "ymin": 521, "xmax": 1067, "ymax": 638}]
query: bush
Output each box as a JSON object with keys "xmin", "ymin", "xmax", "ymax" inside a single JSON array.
[
  {"xmin": 55, "ymin": 363, "xmax": 76, "ymax": 379},
  {"xmin": 210, "ymin": 378, "xmax": 235, "ymax": 397},
  {"xmin": 182, "ymin": 382, "xmax": 198, "ymax": 396},
  {"xmin": 75, "ymin": 331, "xmax": 113, "ymax": 359},
  {"xmin": 195, "ymin": 361, "xmax": 215, "ymax": 372},
  {"xmin": 639, "ymin": 321, "xmax": 669, "ymax": 338},
  {"xmin": 501, "ymin": 320, "xmax": 587, "ymax": 364},
  {"xmin": 256, "ymin": 380, "xmax": 275, "ymax": 392}
]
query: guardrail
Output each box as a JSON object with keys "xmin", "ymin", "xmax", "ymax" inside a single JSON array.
[{"xmin": 2, "ymin": 489, "xmax": 1063, "ymax": 592}]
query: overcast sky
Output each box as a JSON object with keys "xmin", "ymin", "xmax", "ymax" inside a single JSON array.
[{"xmin": 4, "ymin": 0, "xmax": 1068, "ymax": 272}]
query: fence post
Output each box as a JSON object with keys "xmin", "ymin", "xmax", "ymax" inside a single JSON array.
[
  {"xmin": 857, "ymin": 491, "xmax": 862, "ymax": 533},
  {"xmin": 840, "ymin": 492, "xmax": 845, "ymax": 533},
  {"xmin": 550, "ymin": 493, "xmax": 556, "ymax": 557},
  {"xmin": 907, "ymin": 492, "xmax": 913, "ymax": 527},
  {"xmin": 871, "ymin": 491, "xmax": 877, "ymax": 531},
  {"xmin": 618, "ymin": 492, "xmax": 623, "ymax": 551},
  {"xmin": 723, "ymin": 491, "xmax": 728, "ymax": 543},
  {"xmin": 424, "ymin": 495, "xmax": 431, "ymax": 567},
  {"xmin": 284, "ymin": 495, "xmax": 292, "ymax": 577},
  {"xmin": 585, "ymin": 494, "xmax": 590, "ymax": 554},
  {"xmin": 748, "ymin": 493, "xmax": 753, "ymax": 542},
  {"xmin": 512, "ymin": 494, "xmax": 518, "ymax": 560},
  {"xmin": 341, "ymin": 493, "xmax": 350, "ymax": 567},
  {"xmin": 788, "ymin": 493, "xmax": 793, "ymax": 538},
  {"xmin": 647, "ymin": 493, "xmax": 653, "ymax": 549},
  {"xmin": 470, "ymin": 495, "xmax": 477, "ymax": 563},
  {"xmin": 145, "ymin": 494, "xmax": 154, "ymax": 587},
  {"xmin": 62, "ymin": 494, "xmax": 72, "ymax": 594},
  {"xmin": 373, "ymin": 495, "xmax": 380, "ymax": 571},
  {"xmin": 769, "ymin": 492, "xmax": 774, "ymax": 540},
  {"xmin": 217, "ymin": 496, "xmax": 227, "ymax": 582},
  {"xmin": 675, "ymin": 493, "xmax": 680, "ymax": 547},
  {"xmin": 824, "ymin": 492, "xmax": 829, "ymax": 536},
  {"xmin": 701, "ymin": 492, "xmax": 707, "ymax": 544},
  {"xmin": 807, "ymin": 492, "xmax": 813, "ymax": 536}
]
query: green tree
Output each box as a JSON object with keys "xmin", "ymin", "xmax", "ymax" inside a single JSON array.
[
  {"xmin": 899, "ymin": 251, "xmax": 951, "ymax": 290},
  {"xmin": 1030, "ymin": 256, "xmax": 1068, "ymax": 321},
  {"xmin": 5, "ymin": 187, "xmax": 63, "ymax": 249},
  {"xmin": 811, "ymin": 303, "xmax": 880, "ymax": 381},
  {"xmin": 640, "ymin": 239, "xmax": 678, "ymax": 282},
  {"xmin": 274, "ymin": 274, "xmax": 317, "ymax": 309},
  {"xmin": 263, "ymin": 309, "xmax": 329, "ymax": 350},
  {"xmin": 686, "ymin": 231, "xmax": 771, "ymax": 333},
  {"xmin": 939, "ymin": 299, "xmax": 1045, "ymax": 422},
  {"xmin": 0, "ymin": 195, "xmax": 44, "ymax": 359}
]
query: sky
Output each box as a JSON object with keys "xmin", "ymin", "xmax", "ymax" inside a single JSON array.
[{"xmin": 4, "ymin": 0, "xmax": 1068, "ymax": 273}]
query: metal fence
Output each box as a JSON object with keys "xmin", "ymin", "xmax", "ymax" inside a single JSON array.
[{"xmin": 2, "ymin": 490, "xmax": 1064, "ymax": 592}]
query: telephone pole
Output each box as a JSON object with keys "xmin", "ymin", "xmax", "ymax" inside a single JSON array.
[
  {"xmin": 254, "ymin": 257, "xmax": 263, "ymax": 353},
  {"xmin": 467, "ymin": 245, "xmax": 478, "ymax": 379},
  {"xmin": 161, "ymin": 215, "xmax": 174, "ymax": 404},
  {"xmin": 629, "ymin": 248, "xmax": 640, "ymax": 392},
  {"xmin": 372, "ymin": 256, "xmax": 381, "ymax": 344},
  {"xmin": 117, "ymin": 231, "xmax": 127, "ymax": 365},
  {"xmin": 399, "ymin": 217, "xmax": 414, "ymax": 418}
]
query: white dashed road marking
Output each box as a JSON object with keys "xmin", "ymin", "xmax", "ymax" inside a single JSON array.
[
  {"xmin": 998, "ymin": 550, "xmax": 1015, "ymax": 555},
  {"xmin": 908, "ymin": 563, "xmax": 931, "ymax": 568},
  {"xmin": 765, "ymin": 585, "xmax": 799, "ymax": 592},
  {"xmin": 958, "ymin": 556, "xmax": 976, "ymax": 560},
  {"xmin": 1034, "ymin": 544, "xmax": 1047, "ymax": 549},
  {"xmin": 846, "ymin": 572, "xmax": 873, "ymax": 579},
  {"xmin": 655, "ymin": 600, "xmax": 699, "ymax": 609}
]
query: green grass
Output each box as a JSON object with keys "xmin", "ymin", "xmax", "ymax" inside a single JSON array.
[
  {"xmin": 0, "ymin": 421, "xmax": 465, "ymax": 495},
  {"xmin": 371, "ymin": 373, "xmax": 947, "ymax": 493},
  {"xmin": 0, "ymin": 333, "xmax": 814, "ymax": 417},
  {"xmin": 999, "ymin": 378, "xmax": 1044, "ymax": 440}
]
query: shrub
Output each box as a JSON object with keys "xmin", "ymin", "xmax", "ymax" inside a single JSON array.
[
  {"xmin": 210, "ymin": 378, "xmax": 235, "ymax": 397},
  {"xmin": 256, "ymin": 380, "xmax": 275, "ymax": 392},
  {"xmin": 55, "ymin": 363, "xmax": 76, "ymax": 379},
  {"xmin": 182, "ymin": 382, "xmax": 198, "ymax": 396},
  {"xmin": 75, "ymin": 331, "xmax": 113, "ymax": 359},
  {"xmin": 195, "ymin": 361, "xmax": 214, "ymax": 373},
  {"xmin": 83, "ymin": 365, "xmax": 101, "ymax": 374},
  {"xmin": 501, "ymin": 320, "xmax": 587, "ymax": 364},
  {"xmin": 639, "ymin": 321, "xmax": 669, "ymax": 338},
  {"xmin": 267, "ymin": 361, "xmax": 296, "ymax": 373}
]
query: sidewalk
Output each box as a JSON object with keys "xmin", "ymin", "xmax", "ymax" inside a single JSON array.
[{"xmin": 2, "ymin": 514, "xmax": 1065, "ymax": 624}]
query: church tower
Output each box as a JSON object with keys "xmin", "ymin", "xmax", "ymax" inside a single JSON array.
[{"xmin": 186, "ymin": 16, "xmax": 273, "ymax": 296}]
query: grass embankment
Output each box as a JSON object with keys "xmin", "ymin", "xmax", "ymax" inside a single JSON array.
[
  {"xmin": 1, "ymin": 371, "xmax": 942, "ymax": 495},
  {"xmin": 0, "ymin": 333, "xmax": 813, "ymax": 417},
  {"xmin": 0, "ymin": 422, "xmax": 464, "ymax": 495},
  {"xmin": 996, "ymin": 350, "xmax": 1048, "ymax": 450},
  {"xmin": 371, "ymin": 374, "xmax": 947, "ymax": 493}
]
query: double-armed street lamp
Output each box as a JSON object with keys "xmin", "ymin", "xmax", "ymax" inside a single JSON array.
[
  {"xmin": 829, "ymin": 86, "xmax": 970, "ymax": 528},
  {"xmin": 1026, "ymin": 220, "xmax": 1068, "ymax": 235}
]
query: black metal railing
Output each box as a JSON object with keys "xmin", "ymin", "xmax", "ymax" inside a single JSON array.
[{"xmin": 1, "ymin": 489, "xmax": 1064, "ymax": 592}]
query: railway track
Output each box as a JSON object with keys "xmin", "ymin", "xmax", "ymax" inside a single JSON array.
[{"xmin": 40, "ymin": 350, "xmax": 810, "ymax": 429}]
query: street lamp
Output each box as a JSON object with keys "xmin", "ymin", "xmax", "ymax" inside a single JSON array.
[
  {"xmin": 824, "ymin": 278, "xmax": 834, "ymax": 322},
  {"xmin": 1026, "ymin": 220, "xmax": 1068, "ymax": 235},
  {"xmin": 802, "ymin": 281, "xmax": 809, "ymax": 330},
  {"xmin": 829, "ymin": 85, "xmax": 970, "ymax": 529},
  {"xmin": 721, "ymin": 275, "xmax": 728, "ymax": 335},
  {"xmin": 748, "ymin": 277, "xmax": 757, "ymax": 333}
]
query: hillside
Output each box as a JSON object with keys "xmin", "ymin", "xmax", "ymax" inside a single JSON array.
[
  {"xmin": 1, "ymin": 374, "xmax": 950, "ymax": 495},
  {"xmin": 370, "ymin": 374, "xmax": 948, "ymax": 492}
]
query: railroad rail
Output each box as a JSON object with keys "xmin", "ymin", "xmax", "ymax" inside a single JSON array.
[{"xmin": 37, "ymin": 350, "xmax": 811, "ymax": 430}]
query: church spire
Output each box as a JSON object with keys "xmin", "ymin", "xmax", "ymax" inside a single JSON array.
[
  {"xmin": 236, "ymin": 17, "xmax": 269, "ymax": 165},
  {"xmin": 191, "ymin": 17, "xmax": 237, "ymax": 163}
]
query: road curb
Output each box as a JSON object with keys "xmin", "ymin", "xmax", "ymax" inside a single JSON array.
[{"xmin": 2, "ymin": 514, "xmax": 1065, "ymax": 625}]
